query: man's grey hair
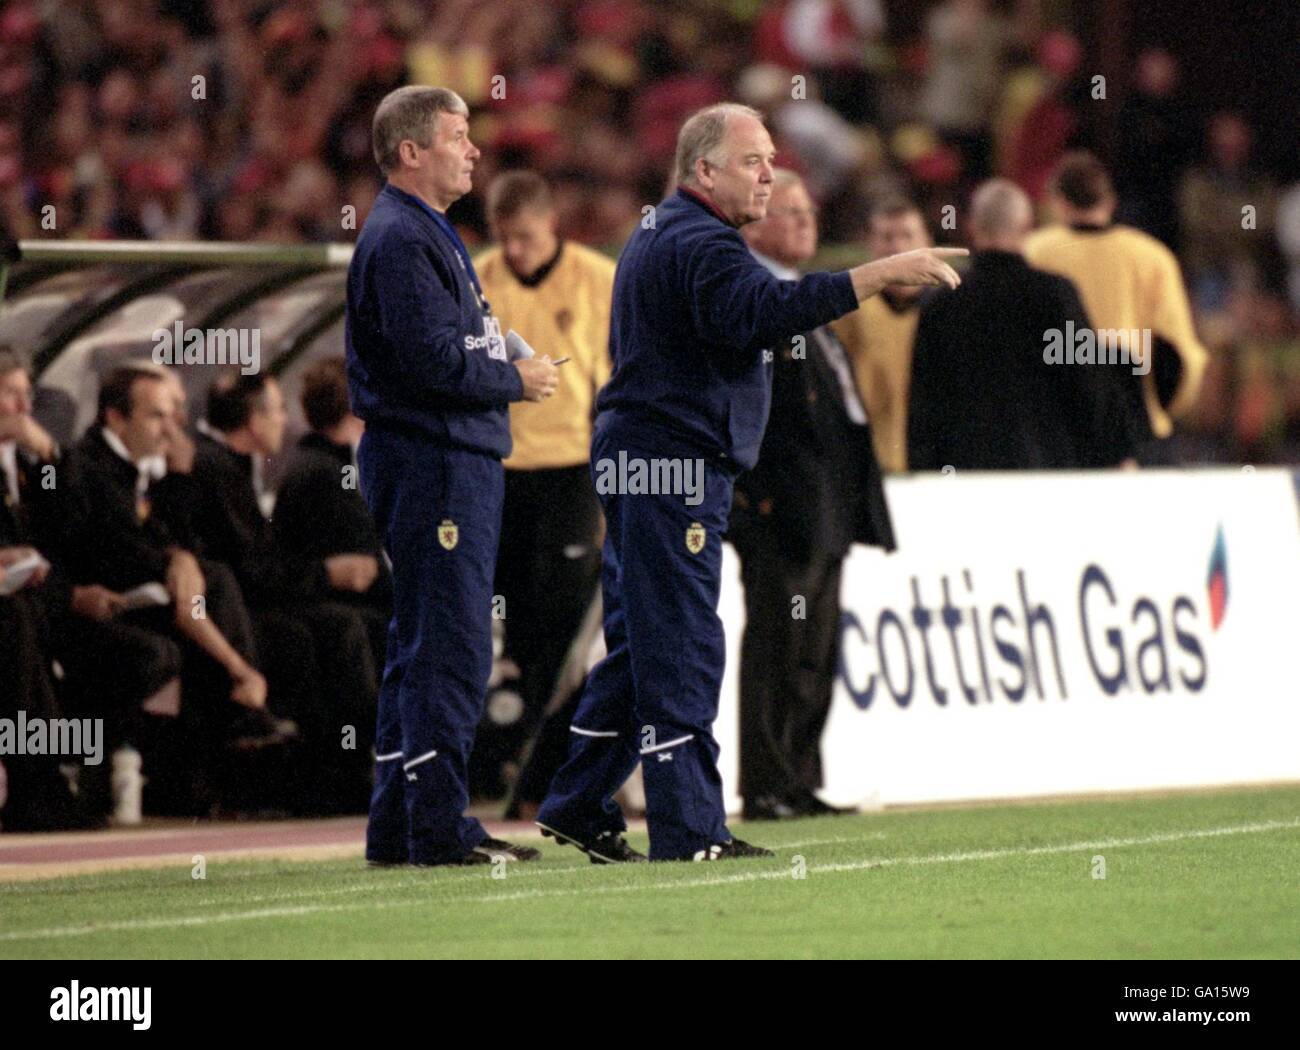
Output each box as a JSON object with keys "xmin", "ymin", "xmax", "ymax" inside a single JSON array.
[
  {"xmin": 969, "ymin": 178, "xmax": 1033, "ymax": 237},
  {"xmin": 674, "ymin": 102, "xmax": 765, "ymax": 187},
  {"xmin": 372, "ymin": 86, "xmax": 468, "ymax": 174}
]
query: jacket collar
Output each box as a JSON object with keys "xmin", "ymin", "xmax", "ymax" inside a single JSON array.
[
  {"xmin": 300, "ymin": 431, "xmax": 354, "ymax": 466},
  {"xmin": 677, "ymin": 185, "xmax": 734, "ymax": 226}
]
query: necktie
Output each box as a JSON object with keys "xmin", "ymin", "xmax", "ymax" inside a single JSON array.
[{"xmin": 811, "ymin": 327, "xmax": 869, "ymax": 425}]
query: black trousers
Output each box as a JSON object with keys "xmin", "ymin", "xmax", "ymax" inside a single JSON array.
[
  {"xmin": 0, "ymin": 590, "xmax": 61, "ymax": 724},
  {"xmin": 0, "ymin": 589, "xmax": 78, "ymax": 828},
  {"xmin": 735, "ymin": 522, "xmax": 845, "ymax": 801},
  {"xmin": 495, "ymin": 464, "xmax": 601, "ymax": 807},
  {"xmin": 253, "ymin": 601, "xmax": 378, "ymax": 814}
]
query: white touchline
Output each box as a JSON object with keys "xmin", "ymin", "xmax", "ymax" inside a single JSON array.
[
  {"xmin": 2, "ymin": 819, "xmax": 1297, "ymax": 943},
  {"xmin": 773, "ymin": 833, "xmax": 887, "ymax": 850}
]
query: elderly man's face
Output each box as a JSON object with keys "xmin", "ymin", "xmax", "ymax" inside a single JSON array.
[
  {"xmin": 744, "ymin": 181, "xmax": 818, "ymax": 265},
  {"xmin": 0, "ymin": 367, "xmax": 33, "ymax": 423},
  {"xmin": 697, "ymin": 115, "xmax": 775, "ymax": 227},
  {"xmin": 411, "ymin": 110, "xmax": 480, "ymax": 208}
]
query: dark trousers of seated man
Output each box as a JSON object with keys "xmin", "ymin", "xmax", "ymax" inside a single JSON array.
[
  {"xmin": 0, "ymin": 589, "xmax": 74, "ymax": 828},
  {"xmin": 358, "ymin": 426, "xmax": 501, "ymax": 866},
  {"xmin": 252, "ymin": 602, "xmax": 378, "ymax": 815},
  {"xmin": 112, "ymin": 559, "xmax": 281, "ymax": 812}
]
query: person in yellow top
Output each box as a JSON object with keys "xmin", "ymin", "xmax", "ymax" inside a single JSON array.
[
  {"xmin": 1025, "ymin": 151, "xmax": 1208, "ymax": 456},
  {"xmin": 476, "ymin": 170, "xmax": 615, "ymax": 815},
  {"xmin": 830, "ymin": 197, "xmax": 931, "ymax": 473}
]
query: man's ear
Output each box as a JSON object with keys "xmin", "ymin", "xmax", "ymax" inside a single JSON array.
[{"xmin": 694, "ymin": 159, "xmax": 714, "ymax": 191}]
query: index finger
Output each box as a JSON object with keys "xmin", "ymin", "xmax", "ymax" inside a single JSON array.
[{"xmin": 930, "ymin": 247, "xmax": 970, "ymax": 257}]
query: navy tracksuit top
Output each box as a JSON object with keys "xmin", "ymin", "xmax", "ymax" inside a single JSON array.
[
  {"xmin": 595, "ymin": 187, "xmax": 860, "ymax": 473},
  {"xmin": 345, "ymin": 183, "xmax": 524, "ymax": 459}
]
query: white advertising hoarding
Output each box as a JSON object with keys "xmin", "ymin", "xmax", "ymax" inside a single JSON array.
[{"xmin": 715, "ymin": 468, "xmax": 1300, "ymax": 811}]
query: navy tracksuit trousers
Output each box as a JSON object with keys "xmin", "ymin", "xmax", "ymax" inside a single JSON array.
[
  {"xmin": 537, "ymin": 430, "xmax": 735, "ymax": 860},
  {"xmin": 357, "ymin": 426, "xmax": 501, "ymax": 865}
]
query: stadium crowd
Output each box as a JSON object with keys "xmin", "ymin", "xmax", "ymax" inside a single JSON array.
[
  {"xmin": 1, "ymin": 0, "xmax": 1297, "ymax": 829},
  {"xmin": 2, "ymin": 0, "xmax": 1297, "ymax": 461}
]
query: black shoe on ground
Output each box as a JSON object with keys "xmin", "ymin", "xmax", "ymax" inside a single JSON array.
[
  {"xmin": 227, "ymin": 710, "xmax": 298, "ymax": 752},
  {"xmin": 411, "ymin": 850, "xmax": 494, "ymax": 868},
  {"xmin": 690, "ymin": 837, "xmax": 775, "ymax": 861},
  {"xmin": 365, "ymin": 857, "xmax": 406, "ymax": 868},
  {"xmin": 742, "ymin": 795, "xmax": 802, "ymax": 821},
  {"xmin": 475, "ymin": 837, "xmax": 541, "ymax": 862},
  {"xmin": 789, "ymin": 791, "xmax": 858, "ymax": 817},
  {"xmin": 536, "ymin": 822, "xmax": 647, "ymax": 864}
]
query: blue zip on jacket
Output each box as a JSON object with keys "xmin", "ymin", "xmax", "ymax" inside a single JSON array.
[
  {"xmin": 346, "ymin": 183, "xmax": 524, "ymax": 459},
  {"xmin": 595, "ymin": 187, "xmax": 860, "ymax": 472}
]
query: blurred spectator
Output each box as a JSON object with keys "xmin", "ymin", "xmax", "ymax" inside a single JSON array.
[
  {"xmin": 1278, "ymin": 181, "xmax": 1300, "ymax": 315},
  {"xmin": 1112, "ymin": 48, "xmax": 1196, "ymax": 249},
  {"xmin": 1178, "ymin": 113, "xmax": 1279, "ymax": 310},
  {"xmin": 0, "ymin": 0, "xmax": 1293, "ymax": 468},
  {"xmin": 1006, "ymin": 29, "xmax": 1088, "ymax": 203},
  {"xmin": 1027, "ymin": 152, "xmax": 1209, "ymax": 460},
  {"xmin": 921, "ymin": 0, "xmax": 1008, "ymax": 183},
  {"xmin": 831, "ymin": 196, "xmax": 931, "ymax": 472},
  {"xmin": 909, "ymin": 179, "xmax": 1134, "ymax": 470}
]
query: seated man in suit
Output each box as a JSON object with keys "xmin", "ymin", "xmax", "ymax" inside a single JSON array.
[
  {"xmin": 731, "ymin": 170, "xmax": 897, "ymax": 820},
  {"xmin": 190, "ymin": 370, "xmax": 377, "ymax": 813},
  {"xmin": 59, "ymin": 364, "xmax": 295, "ymax": 813},
  {"xmin": 272, "ymin": 357, "xmax": 391, "ymax": 678},
  {"xmin": 1, "ymin": 349, "xmax": 182, "ymax": 825}
]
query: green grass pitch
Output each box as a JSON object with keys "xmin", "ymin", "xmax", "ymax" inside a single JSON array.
[{"xmin": 3, "ymin": 784, "xmax": 1298, "ymax": 959}]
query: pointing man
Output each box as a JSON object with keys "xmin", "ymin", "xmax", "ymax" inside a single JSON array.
[
  {"xmin": 536, "ymin": 102, "xmax": 966, "ymax": 862},
  {"xmin": 346, "ymin": 86, "xmax": 558, "ymax": 867}
]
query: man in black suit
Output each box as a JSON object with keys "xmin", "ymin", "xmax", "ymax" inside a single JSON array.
[
  {"xmin": 1, "ymin": 350, "xmax": 180, "ymax": 827},
  {"xmin": 191, "ymin": 370, "xmax": 377, "ymax": 813},
  {"xmin": 907, "ymin": 179, "xmax": 1136, "ymax": 471},
  {"xmin": 272, "ymin": 357, "xmax": 391, "ymax": 676},
  {"xmin": 731, "ymin": 171, "xmax": 897, "ymax": 821},
  {"xmin": 59, "ymin": 365, "xmax": 294, "ymax": 812}
]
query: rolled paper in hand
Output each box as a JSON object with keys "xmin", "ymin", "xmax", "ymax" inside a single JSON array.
[{"xmin": 505, "ymin": 329, "xmax": 536, "ymax": 361}]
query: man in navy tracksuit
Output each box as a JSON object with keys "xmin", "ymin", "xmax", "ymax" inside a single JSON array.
[
  {"xmin": 536, "ymin": 103, "xmax": 967, "ymax": 862},
  {"xmin": 346, "ymin": 87, "xmax": 558, "ymax": 867}
]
